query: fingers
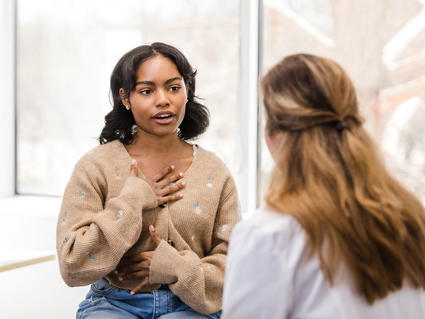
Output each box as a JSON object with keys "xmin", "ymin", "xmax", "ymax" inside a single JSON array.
[
  {"xmin": 151, "ymin": 165, "xmax": 175, "ymax": 183},
  {"xmin": 130, "ymin": 277, "xmax": 150, "ymax": 295},
  {"xmin": 120, "ymin": 251, "xmax": 155, "ymax": 264},
  {"xmin": 118, "ymin": 269, "xmax": 150, "ymax": 281},
  {"xmin": 149, "ymin": 225, "xmax": 161, "ymax": 246},
  {"xmin": 129, "ymin": 159, "xmax": 138, "ymax": 177},
  {"xmin": 158, "ymin": 181, "xmax": 186, "ymax": 197},
  {"xmin": 119, "ymin": 254, "xmax": 143, "ymax": 265},
  {"xmin": 157, "ymin": 172, "xmax": 184, "ymax": 188},
  {"xmin": 118, "ymin": 260, "xmax": 151, "ymax": 273},
  {"xmin": 157, "ymin": 193, "xmax": 184, "ymax": 206}
]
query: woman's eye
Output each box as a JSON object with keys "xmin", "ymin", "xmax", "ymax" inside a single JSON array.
[
  {"xmin": 140, "ymin": 89, "xmax": 152, "ymax": 95},
  {"xmin": 170, "ymin": 86, "xmax": 180, "ymax": 92}
]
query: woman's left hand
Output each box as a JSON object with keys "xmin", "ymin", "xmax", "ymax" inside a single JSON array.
[{"xmin": 114, "ymin": 225, "xmax": 161, "ymax": 295}]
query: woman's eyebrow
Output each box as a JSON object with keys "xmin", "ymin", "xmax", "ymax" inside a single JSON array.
[
  {"xmin": 135, "ymin": 77, "xmax": 183, "ymax": 87},
  {"xmin": 135, "ymin": 80, "xmax": 155, "ymax": 86},
  {"xmin": 164, "ymin": 77, "xmax": 183, "ymax": 85}
]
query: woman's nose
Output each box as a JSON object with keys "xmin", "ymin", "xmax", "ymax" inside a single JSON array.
[{"xmin": 156, "ymin": 89, "xmax": 170, "ymax": 107}]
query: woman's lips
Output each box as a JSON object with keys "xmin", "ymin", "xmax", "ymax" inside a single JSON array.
[{"xmin": 152, "ymin": 112, "xmax": 175, "ymax": 124}]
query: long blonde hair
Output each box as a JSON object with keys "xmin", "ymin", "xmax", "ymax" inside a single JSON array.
[{"xmin": 261, "ymin": 53, "xmax": 425, "ymax": 304}]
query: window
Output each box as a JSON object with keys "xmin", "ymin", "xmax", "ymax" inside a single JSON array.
[
  {"xmin": 7, "ymin": 0, "xmax": 425, "ymax": 209},
  {"xmin": 261, "ymin": 0, "xmax": 425, "ymax": 203},
  {"xmin": 17, "ymin": 0, "xmax": 244, "ymax": 200}
]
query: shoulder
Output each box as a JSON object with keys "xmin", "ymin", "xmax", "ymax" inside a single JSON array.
[
  {"xmin": 230, "ymin": 207, "xmax": 307, "ymax": 261},
  {"xmin": 234, "ymin": 206, "xmax": 302, "ymax": 237},
  {"xmin": 193, "ymin": 145, "xmax": 237, "ymax": 192},
  {"xmin": 195, "ymin": 145, "xmax": 231, "ymax": 173},
  {"xmin": 72, "ymin": 140, "xmax": 129, "ymax": 181},
  {"xmin": 75, "ymin": 140, "xmax": 127, "ymax": 169}
]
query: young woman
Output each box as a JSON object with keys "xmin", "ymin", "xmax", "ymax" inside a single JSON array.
[
  {"xmin": 222, "ymin": 54, "xmax": 425, "ymax": 318},
  {"xmin": 56, "ymin": 42, "xmax": 240, "ymax": 319}
]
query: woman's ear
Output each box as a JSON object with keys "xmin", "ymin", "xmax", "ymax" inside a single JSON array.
[{"xmin": 119, "ymin": 88, "xmax": 130, "ymax": 110}]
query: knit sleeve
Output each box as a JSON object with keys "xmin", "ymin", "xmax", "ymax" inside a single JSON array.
[
  {"xmin": 149, "ymin": 176, "xmax": 241, "ymax": 315},
  {"xmin": 56, "ymin": 156, "xmax": 157, "ymax": 287}
]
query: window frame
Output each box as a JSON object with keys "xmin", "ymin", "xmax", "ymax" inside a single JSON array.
[{"xmin": 0, "ymin": 0, "xmax": 16, "ymax": 198}]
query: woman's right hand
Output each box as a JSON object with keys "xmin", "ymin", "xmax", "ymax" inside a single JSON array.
[{"xmin": 130, "ymin": 159, "xmax": 185, "ymax": 206}]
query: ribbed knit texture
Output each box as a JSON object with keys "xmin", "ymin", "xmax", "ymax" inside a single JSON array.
[{"xmin": 56, "ymin": 140, "xmax": 241, "ymax": 314}]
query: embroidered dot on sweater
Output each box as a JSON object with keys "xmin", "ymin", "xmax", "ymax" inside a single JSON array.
[
  {"xmin": 78, "ymin": 191, "xmax": 85, "ymax": 198},
  {"xmin": 115, "ymin": 168, "xmax": 120, "ymax": 177},
  {"xmin": 191, "ymin": 235, "xmax": 196, "ymax": 241},
  {"xmin": 217, "ymin": 224, "xmax": 228, "ymax": 234},
  {"xmin": 116, "ymin": 209, "xmax": 124, "ymax": 220},
  {"xmin": 206, "ymin": 175, "xmax": 213, "ymax": 188},
  {"xmin": 61, "ymin": 212, "xmax": 68, "ymax": 226},
  {"xmin": 193, "ymin": 203, "xmax": 202, "ymax": 214},
  {"xmin": 87, "ymin": 252, "xmax": 96, "ymax": 261},
  {"xmin": 62, "ymin": 236, "xmax": 69, "ymax": 245}
]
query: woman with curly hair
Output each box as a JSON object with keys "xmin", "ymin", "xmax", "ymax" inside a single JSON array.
[{"xmin": 56, "ymin": 42, "xmax": 240, "ymax": 319}]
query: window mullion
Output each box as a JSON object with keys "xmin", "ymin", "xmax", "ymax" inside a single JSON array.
[
  {"xmin": 239, "ymin": 0, "xmax": 261, "ymax": 214},
  {"xmin": 0, "ymin": 0, "xmax": 16, "ymax": 197}
]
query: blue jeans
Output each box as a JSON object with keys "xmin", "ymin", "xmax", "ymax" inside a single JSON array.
[{"xmin": 76, "ymin": 279, "xmax": 221, "ymax": 319}]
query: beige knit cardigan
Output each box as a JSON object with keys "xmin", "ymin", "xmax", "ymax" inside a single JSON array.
[{"xmin": 56, "ymin": 140, "xmax": 241, "ymax": 314}]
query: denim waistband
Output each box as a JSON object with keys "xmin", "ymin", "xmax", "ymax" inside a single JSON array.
[
  {"xmin": 159, "ymin": 284, "xmax": 169, "ymax": 290},
  {"xmin": 92, "ymin": 278, "xmax": 168, "ymax": 294}
]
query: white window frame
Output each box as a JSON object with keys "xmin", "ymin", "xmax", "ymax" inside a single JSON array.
[
  {"xmin": 239, "ymin": 0, "xmax": 262, "ymax": 214},
  {"xmin": 0, "ymin": 0, "xmax": 16, "ymax": 198}
]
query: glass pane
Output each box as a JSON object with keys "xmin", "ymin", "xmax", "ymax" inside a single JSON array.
[
  {"xmin": 262, "ymin": 0, "xmax": 425, "ymax": 203},
  {"xmin": 17, "ymin": 0, "xmax": 240, "ymax": 195}
]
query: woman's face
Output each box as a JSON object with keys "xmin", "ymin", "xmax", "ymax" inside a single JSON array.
[{"xmin": 122, "ymin": 54, "xmax": 188, "ymax": 138}]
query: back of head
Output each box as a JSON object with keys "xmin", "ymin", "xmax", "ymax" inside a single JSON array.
[{"xmin": 261, "ymin": 53, "xmax": 425, "ymax": 304}]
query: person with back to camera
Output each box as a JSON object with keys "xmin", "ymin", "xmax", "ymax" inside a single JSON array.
[
  {"xmin": 221, "ymin": 53, "xmax": 425, "ymax": 319},
  {"xmin": 56, "ymin": 42, "xmax": 240, "ymax": 319}
]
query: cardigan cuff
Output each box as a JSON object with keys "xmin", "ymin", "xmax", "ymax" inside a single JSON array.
[
  {"xmin": 121, "ymin": 176, "xmax": 158, "ymax": 209},
  {"xmin": 149, "ymin": 240, "xmax": 179, "ymax": 284}
]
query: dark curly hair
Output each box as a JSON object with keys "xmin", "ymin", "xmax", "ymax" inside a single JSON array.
[{"xmin": 99, "ymin": 42, "xmax": 209, "ymax": 145}]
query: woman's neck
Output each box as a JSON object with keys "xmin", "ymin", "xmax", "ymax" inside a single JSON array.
[
  {"xmin": 127, "ymin": 131, "xmax": 186, "ymax": 156},
  {"xmin": 125, "ymin": 131, "xmax": 193, "ymax": 179}
]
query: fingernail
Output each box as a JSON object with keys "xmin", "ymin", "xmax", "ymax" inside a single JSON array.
[
  {"xmin": 119, "ymin": 277, "xmax": 123, "ymax": 281},
  {"xmin": 179, "ymin": 172, "xmax": 183, "ymax": 177},
  {"xmin": 114, "ymin": 270, "xmax": 118, "ymax": 274},
  {"xmin": 130, "ymin": 291, "xmax": 135, "ymax": 295},
  {"xmin": 150, "ymin": 225, "xmax": 155, "ymax": 232},
  {"xmin": 170, "ymin": 165, "xmax": 175, "ymax": 170},
  {"xmin": 179, "ymin": 194, "xmax": 184, "ymax": 198},
  {"xmin": 181, "ymin": 182, "xmax": 186, "ymax": 186},
  {"xmin": 131, "ymin": 159, "xmax": 137, "ymax": 165}
]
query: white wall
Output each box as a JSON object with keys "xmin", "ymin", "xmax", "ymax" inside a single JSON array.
[
  {"xmin": 0, "ymin": 196, "xmax": 87, "ymax": 319},
  {"xmin": 0, "ymin": 0, "xmax": 15, "ymax": 197}
]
